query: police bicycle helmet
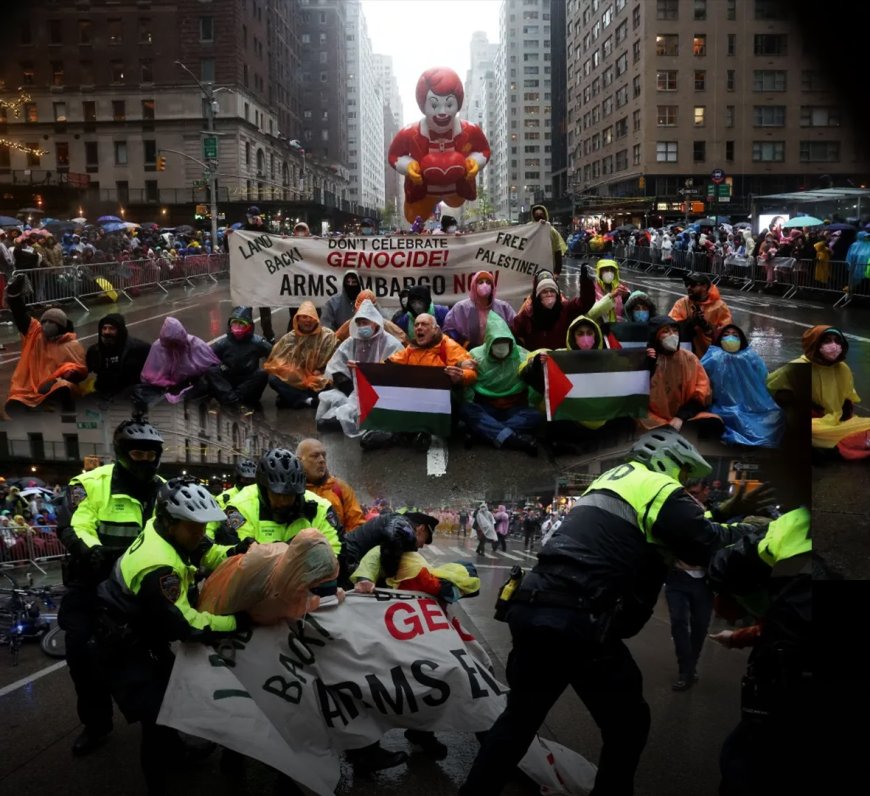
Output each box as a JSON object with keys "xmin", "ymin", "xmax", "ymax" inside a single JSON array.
[
  {"xmin": 156, "ymin": 477, "xmax": 226, "ymax": 528},
  {"xmin": 113, "ymin": 417, "xmax": 163, "ymax": 479},
  {"xmin": 235, "ymin": 459, "xmax": 257, "ymax": 486},
  {"xmin": 629, "ymin": 428, "xmax": 712, "ymax": 480},
  {"xmin": 256, "ymin": 449, "xmax": 306, "ymax": 496}
]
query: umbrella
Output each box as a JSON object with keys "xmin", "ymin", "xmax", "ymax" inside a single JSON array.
[
  {"xmin": 101, "ymin": 222, "xmax": 127, "ymax": 233},
  {"xmin": 19, "ymin": 487, "xmax": 54, "ymax": 499},
  {"xmin": 95, "ymin": 277, "xmax": 119, "ymax": 302},
  {"xmin": 97, "ymin": 215, "xmax": 122, "ymax": 223},
  {"xmin": 691, "ymin": 218, "xmax": 719, "ymax": 227},
  {"xmin": 613, "ymin": 224, "xmax": 637, "ymax": 232},
  {"xmin": 782, "ymin": 215, "xmax": 823, "ymax": 228},
  {"xmin": 124, "ymin": 222, "xmax": 141, "ymax": 230},
  {"xmin": 230, "ymin": 222, "xmax": 244, "ymax": 230},
  {"xmin": 71, "ymin": 216, "xmax": 87, "ymax": 223},
  {"xmin": 19, "ymin": 207, "xmax": 44, "ymax": 214},
  {"xmin": 5, "ymin": 476, "xmax": 47, "ymax": 488},
  {"xmin": 42, "ymin": 220, "xmax": 76, "ymax": 233},
  {"xmin": 139, "ymin": 222, "xmax": 159, "ymax": 230},
  {"xmin": 733, "ymin": 222, "xmax": 752, "ymax": 229},
  {"xmin": 175, "ymin": 224, "xmax": 195, "ymax": 234},
  {"xmin": 823, "ymin": 222, "xmax": 856, "ymax": 231},
  {"xmin": 0, "ymin": 215, "xmax": 22, "ymax": 227}
]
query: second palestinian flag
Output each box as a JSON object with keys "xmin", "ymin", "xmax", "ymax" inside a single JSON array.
[
  {"xmin": 356, "ymin": 363, "xmax": 453, "ymax": 437},
  {"xmin": 544, "ymin": 349, "xmax": 650, "ymax": 422}
]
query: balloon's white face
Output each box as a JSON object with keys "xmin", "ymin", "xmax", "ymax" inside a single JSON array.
[{"xmin": 425, "ymin": 90, "xmax": 459, "ymax": 130}]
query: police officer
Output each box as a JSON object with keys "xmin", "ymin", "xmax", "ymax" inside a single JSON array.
[
  {"xmin": 97, "ymin": 478, "xmax": 247, "ymax": 794},
  {"xmin": 57, "ymin": 417, "xmax": 164, "ymax": 756},
  {"xmin": 707, "ymin": 506, "xmax": 811, "ymax": 796},
  {"xmin": 460, "ymin": 429, "xmax": 773, "ymax": 796},
  {"xmin": 211, "ymin": 448, "xmax": 343, "ymax": 555},
  {"xmin": 216, "ymin": 459, "xmax": 257, "ymax": 509}
]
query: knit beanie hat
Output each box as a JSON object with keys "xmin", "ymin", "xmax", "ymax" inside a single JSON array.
[
  {"xmin": 535, "ymin": 277, "xmax": 559, "ymax": 296},
  {"xmin": 40, "ymin": 308, "xmax": 68, "ymax": 328}
]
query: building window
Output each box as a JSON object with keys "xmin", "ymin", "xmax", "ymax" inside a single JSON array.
[
  {"xmin": 200, "ymin": 16, "xmax": 214, "ymax": 42},
  {"xmin": 725, "ymin": 105, "xmax": 735, "ymax": 127},
  {"xmin": 145, "ymin": 180, "xmax": 158, "ymax": 203},
  {"xmin": 616, "ymin": 117, "xmax": 628, "ymax": 138},
  {"xmin": 656, "ymin": 0, "xmax": 678, "ymax": 20},
  {"xmin": 143, "ymin": 140, "xmax": 157, "ymax": 166},
  {"xmin": 753, "ymin": 70, "xmax": 786, "ymax": 91},
  {"xmin": 616, "ymin": 149, "xmax": 628, "ymax": 170},
  {"xmin": 633, "ymin": 109, "xmax": 641, "ymax": 131},
  {"xmin": 632, "ymin": 38, "xmax": 641, "ymax": 63},
  {"xmin": 692, "ymin": 34, "xmax": 706, "ymax": 56},
  {"xmin": 655, "ymin": 34, "xmax": 678, "ymax": 56},
  {"xmin": 633, "ymin": 143, "xmax": 641, "ymax": 164},
  {"xmin": 727, "ymin": 34, "xmax": 736, "ymax": 56},
  {"xmin": 799, "ymin": 141, "xmax": 840, "ymax": 162},
  {"xmin": 83, "ymin": 101, "xmax": 97, "ymax": 123},
  {"xmin": 754, "ymin": 34, "xmax": 787, "ymax": 55},
  {"xmin": 112, "ymin": 100, "xmax": 126, "ymax": 121},
  {"xmin": 725, "ymin": 140, "xmax": 735, "ymax": 161},
  {"xmin": 727, "ymin": 0, "xmax": 736, "ymax": 20},
  {"xmin": 753, "ymin": 105, "xmax": 786, "ymax": 127},
  {"xmin": 114, "ymin": 141, "xmax": 128, "ymax": 165},
  {"xmin": 51, "ymin": 62, "xmax": 64, "ymax": 86},
  {"xmin": 693, "ymin": 141, "xmax": 706, "ymax": 162},
  {"xmin": 656, "ymin": 105, "xmax": 677, "ymax": 126},
  {"xmin": 656, "ymin": 141, "xmax": 678, "ymax": 162},
  {"xmin": 751, "ymin": 141, "xmax": 785, "ymax": 162},
  {"xmin": 632, "ymin": 4, "xmax": 641, "ymax": 29},
  {"xmin": 694, "ymin": 70, "xmax": 706, "ymax": 90},
  {"xmin": 108, "ymin": 19, "xmax": 123, "ymax": 45},
  {"xmin": 656, "ymin": 70, "xmax": 677, "ymax": 90},
  {"xmin": 801, "ymin": 70, "xmax": 826, "ymax": 91},
  {"xmin": 755, "ymin": 0, "xmax": 788, "ymax": 20},
  {"xmin": 139, "ymin": 19, "xmax": 153, "ymax": 44},
  {"xmin": 142, "ymin": 99, "xmax": 155, "ymax": 121},
  {"xmin": 800, "ymin": 106, "xmax": 840, "ymax": 127},
  {"xmin": 694, "ymin": 0, "xmax": 707, "ymax": 20},
  {"xmin": 27, "ymin": 145, "xmax": 41, "ymax": 168},
  {"xmin": 726, "ymin": 69, "xmax": 735, "ymax": 91},
  {"xmin": 78, "ymin": 19, "xmax": 93, "ymax": 44},
  {"xmin": 53, "ymin": 102, "xmax": 67, "ymax": 122},
  {"xmin": 633, "ymin": 75, "xmax": 641, "ymax": 97},
  {"xmin": 56, "ymin": 142, "xmax": 70, "ymax": 170},
  {"xmin": 81, "ymin": 61, "xmax": 95, "ymax": 85},
  {"xmin": 24, "ymin": 103, "xmax": 38, "ymax": 123},
  {"xmin": 201, "ymin": 59, "xmax": 215, "ymax": 83},
  {"xmin": 117, "ymin": 181, "xmax": 129, "ymax": 205},
  {"xmin": 693, "ymin": 106, "xmax": 705, "ymax": 126},
  {"xmin": 140, "ymin": 59, "xmax": 153, "ymax": 83},
  {"xmin": 85, "ymin": 141, "xmax": 99, "ymax": 170},
  {"xmin": 616, "ymin": 53, "xmax": 628, "ymax": 75},
  {"xmin": 111, "ymin": 60, "xmax": 125, "ymax": 82}
]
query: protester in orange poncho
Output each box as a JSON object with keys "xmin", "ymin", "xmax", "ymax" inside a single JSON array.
[
  {"xmin": 333, "ymin": 289, "xmax": 409, "ymax": 346},
  {"xmin": 264, "ymin": 300, "xmax": 338, "ymax": 408},
  {"xmin": 638, "ymin": 316, "xmax": 717, "ymax": 432},
  {"xmin": 4, "ymin": 273, "xmax": 87, "ymax": 412},
  {"xmin": 669, "ymin": 273, "xmax": 733, "ymax": 358},
  {"xmin": 767, "ymin": 325, "xmax": 870, "ymax": 459}
]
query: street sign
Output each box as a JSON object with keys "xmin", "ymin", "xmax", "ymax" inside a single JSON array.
[
  {"xmin": 732, "ymin": 462, "xmax": 760, "ymax": 471},
  {"xmin": 202, "ymin": 136, "xmax": 218, "ymax": 160},
  {"xmin": 76, "ymin": 422, "xmax": 98, "ymax": 430},
  {"xmin": 85, "ymin": 409, "xmax": 101, "ymax": 418},
  {"xmin": 711, "ymin": 168, "xmax": 725, "ymax": 185}
]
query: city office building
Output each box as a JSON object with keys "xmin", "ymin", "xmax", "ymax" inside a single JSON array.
[{"xmin": 565, "ymin": 0, "xmax": 869, "ymax": 227}]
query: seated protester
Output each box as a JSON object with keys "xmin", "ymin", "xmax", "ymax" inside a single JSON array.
[
  {"xmin": 593, "ymin": 259, "xmax": 631, "ymax": 323},
  {"xmin": 296, "ymin": 438, "xmax": 365, "ymax": 532},
  {"xmin": 511, "ymin": 271, "xmax": 598, "ymax": 352},
  {"xmin": 320, "ymin": 272, "xmax": 362, "ymax": 332},
  {"xmin": 638, "ymin": 316, "xmax": 716, "ymax": 432},
  {"xmin": 85, "ymin": 313, "xmax": 151, "ymax": 402},
  {"xmin": 134, "ymin": 317, "xmax": 220, "ymax": 408},
  {"xmin": 767, "ymin": 325, "xmax": 870, "ymax": 460},
  {"xmin": 391, "ymin": 284, "xmax": 449, "ymax": 339},
  {"xmin": 623, "ymin": 290, "xmax": 657, "ymax": 325},
  {"xmin": 333, "ymin": 290, "xmax": 409, "ymax": 346},
  {"xmin": 316, "ymin": 299, "xmax": 404, "ymax": 435},
  {"xmin": 668, "ymin": 272, "xmax": 734, "ymax": 358},
  {"xmin": 4, "ymin": 273, "xmax": 87, "ymax": 413},
  {"xmin": 195, "ymin": 306, "xmax": 272, "ymax": 412},
  {"xmin": 264, "ymin": 300, "xmax": 338, "ymax": 409},
  {"xmin": 460, "ymin": 314, "xmax": 542, "ymax": 456},
  {"xmin": 700, "ymin": 324, "xmax": 784, "ymax": 448},
  {"xmin": 443, "ymin": 270, "xmax": 516, "ymax": 349}
]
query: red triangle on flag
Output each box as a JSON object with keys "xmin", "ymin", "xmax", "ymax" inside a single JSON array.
[
  {"xmin": 356, "ymin": 366, "xmax": 380, "ymax": 424},
  {"xmin": 545, "ymin": 355, "xmax": 572, "ymax": 415}
]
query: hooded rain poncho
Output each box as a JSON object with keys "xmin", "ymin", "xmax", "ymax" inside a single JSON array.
[
  {"xmin": 465, "ymin": 313, "xmax": 529, "ymax": 404},
  {"xmin": 264, "ymin": 301, "xmax": 337, "ymax": 392},
  {"xmin": 700, "ymin": 325, "xmax": 784, "ymax": 447},
  {"xmin": 140, "ymin": 317, "xmax": 220, "ymax": 402},
  {"xmin": 443, "ymin": 270, "xmax": 517, "ymax": 349}
]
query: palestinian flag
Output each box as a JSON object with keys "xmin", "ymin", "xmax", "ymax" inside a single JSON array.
[
  {"xmin": 610, "ymin": 321, "xmax": 649, "ymax": 348},
  {"xmin": 356, "ymin": 363, "xmax": 453, "ymax": 437},
  {"xmin": 544, "ymin": 349, "xmax": 650, "ymax": 422}
]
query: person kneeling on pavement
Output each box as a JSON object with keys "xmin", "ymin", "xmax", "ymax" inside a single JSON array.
[{"xmin": 96, "ymin": 479, "xmax": 251, "ymax": 794}]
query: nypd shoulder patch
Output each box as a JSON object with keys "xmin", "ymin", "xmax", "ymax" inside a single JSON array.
[
  {"xmin": 225, "ymin": 509, "xmax": 246, "ymax": 531},
  {"xmin": 159, "ymin": 573, "xmax": 182, "ymax": 603}
]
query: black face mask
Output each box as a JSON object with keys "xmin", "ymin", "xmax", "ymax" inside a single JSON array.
[
  {"xmin": 273, "ymin": 504, "xmax": 297, "ymax": 525},
  {"xmin": 119, "ymin": 456, "xmax": 161, "ymax": 483},
  {"xmin": 409, "ymin": 300, "xmax": 427, "ymax": 316},
  {"xmin": 345, "ymin": 280, "xmax": 361, "ymax": 301}
]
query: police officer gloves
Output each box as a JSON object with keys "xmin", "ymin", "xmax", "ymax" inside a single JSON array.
[
  {"xmin": 88, "ymin": 545, "xmax": 114, "ymax": 580},
  {"xmin": 714, "ymin": 482, "xmax": 778, "ymax": 522},
  {"xmin": 233, "ymin": 611, "xmax": 254, "ymax": 632},
  {"xmin": 227, "ymin": 536, "xmax": 256, "ymax": 557}
]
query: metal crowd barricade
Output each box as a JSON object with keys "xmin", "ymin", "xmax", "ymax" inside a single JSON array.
[{"xmin": 0, "ymin": 525, "xmax": 66, "ymax": 575}]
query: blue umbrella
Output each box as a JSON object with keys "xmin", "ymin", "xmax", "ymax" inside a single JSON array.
[
  {"xmin": 102, "ymin": 222, "xmax": 127, "ymax": 233},
  {"xmin": 98, "ymin": 215, "xmax": 123, "ymax": 223},
  {"xmin": 0, "ymin": 215, "xmax": 22, "ymax": 227},
  {"xmin": 230, "ymin": 222, "xmax": 244, "ymax": 230},
  {"xmin": 823, "ymin": 223, "xmax": 856, "ymax": 231}
]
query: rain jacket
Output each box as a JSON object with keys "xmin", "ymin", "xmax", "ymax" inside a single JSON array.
[
  {"xmin": 593, "ymin": 259, "xmax": 631, "ymax": 322},
  {"xmin": 767, "ymin": 325, "xmax": 870, "ymax": 454},
  {"xmin": 317, "ymin": 300, "xmax": 405, "ymax": 436},
  {"xmin": 351, "ymin": 548, "xmax": 480, "ymax": 602},
  {"xmin": 494, "ymin": 505, "xmax": 510, "ymax": 537},
  {"xmin": 531, "ymin": 204, "xmax": 568, "ymax": 257},
  {"xmin": 321, "ymin": 272, "xmax": 362, "ymax": 331},
  {"xmin": 474, "ymin": 504, "xmax": 497, "ymax": 541},
  {"xmin": 443, "ymin": 270, "xmax": 517, "ymax": 349},
  {"xmin": 85, "ymin": 313, "xmax": 151, "ymax": 397},
  {"xmin": 700, "ymin": 325, "xmax": 784, "ymax": 447},
  {"xmin": 668, "ymin": 284, "xmax": 733, "ymax": 357},
  {"xmin": 392, "ymin": 284, "xmax": 449, "ymax": 336},
  {"xmin": 139, "ymin": 317, "xmax": 220, "ymax": 402},
  {"xmin": 845, "ymin": 231, "xmax": 870, "ymax": 288},
  {"xmin": 623, "ymin": 290, "xmax": 658, "ymax": 322},
  {"xmin": 264, "ymin": 300, "xmax": 338, "ymax": 392},
  {"xmin": 465, "ymin": 314, "xmax": 530, "ymax": 408},
  {"xmin": 511, "ymin": 279, "xmax": 595, "ymax": 351},
  {"xmin": 306, "ymin": 474, "xmax": 365, "ymax": 532},
  {"xmin": 211, "ymin": 306, "xmax": 273, "ymax": 380},
  {"xmin": 639, "ymin": 316, "xmax": 714, "ymax": 431},
  {"xmin": 334, "ymin": 290, "xmax": 408, "ymax": 345},
  {"xmin": 386, "ymin": 326, "xmax": 477, "ymax": 386},
  {"xmin": 6, "ymin": 305, "xmax": 87, "ymax": 409}
]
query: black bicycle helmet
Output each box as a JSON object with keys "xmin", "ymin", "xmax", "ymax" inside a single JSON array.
[
  {"xmin": 256, "ymin": 449, "xmax": 306, "ymax": 496},
  {"xmin": 235, "ymin": 458, "xmax": 257, "ymax": 486},
  {"xmin": 113, "ymin": 417, "xmax": 163, "ymax": 480},
  {"xmin": 683, "ymin": 271, "xmax": 712, "ymax": 287},
  {"xmin": 155, "ymin": 477, "xmax": 226, "ymax": 529},
  {"xmin": 629, "ymin": 428, "xmax": 712, "ymax": 480}
]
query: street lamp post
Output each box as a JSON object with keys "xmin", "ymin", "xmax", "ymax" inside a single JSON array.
[{"xmin": 175, "ymin": 61, "xmax": 219, "ymax": 248}]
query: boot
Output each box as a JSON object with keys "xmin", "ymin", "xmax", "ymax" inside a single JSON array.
[{"xmin": 404, "ymin": 729, "xmax": 448, "ymax": 759}]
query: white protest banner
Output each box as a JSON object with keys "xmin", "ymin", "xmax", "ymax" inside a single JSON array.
[
  {"xmin": 229, "ymin": 222, "xmax": 553, "ymax": 308},
  {"xmin": 158, "ymin": 591, "xmax": 596, "ymax": 795}
]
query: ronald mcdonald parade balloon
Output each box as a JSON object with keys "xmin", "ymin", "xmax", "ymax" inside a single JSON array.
[{"xmin": 388, "ymin": 67, "xmax": 492, "ymax": 224}]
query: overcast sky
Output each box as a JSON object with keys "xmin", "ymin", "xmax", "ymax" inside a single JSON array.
[{"xmin": 362, "ymin": 0, "xmax": 502, "ymax": 126}]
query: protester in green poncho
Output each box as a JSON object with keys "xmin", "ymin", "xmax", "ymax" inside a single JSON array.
[{"xmin": 460, "ymin": 314, "xmax": 542, "ymax": 456}]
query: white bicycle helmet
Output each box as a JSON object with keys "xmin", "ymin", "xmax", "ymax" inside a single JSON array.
[{"xmin": 158, "ymin": 478, "xmax": 226, "ymax": 524}]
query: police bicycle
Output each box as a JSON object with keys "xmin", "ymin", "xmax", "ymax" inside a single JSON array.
[{"xmin": 0, "ymin": 571, "xmax": 67, "ymax": 665}]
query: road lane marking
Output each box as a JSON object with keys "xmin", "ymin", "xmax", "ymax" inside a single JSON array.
[
  {"xmin": 450, "ymin": 546, "xmax": 468, "ymax": 556},
  {"xmin": 427, "ymin": 544, "xmax": 443, "ymax": 555},
  {"xmin": 426, "ymin": 437, "xmax": 448, "ymax": 477},
  {"xmin": 0, "ymin": 660, "xmax": 67, "ymax": 699},
  {"xmin": 498, "ymin": 551, "xmax": 525, "ymax": 560}
]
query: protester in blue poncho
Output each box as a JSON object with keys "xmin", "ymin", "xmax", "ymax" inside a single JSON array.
[{"xmin": 700, "ymin": 323, "xmax": 784, "ymax": 447}]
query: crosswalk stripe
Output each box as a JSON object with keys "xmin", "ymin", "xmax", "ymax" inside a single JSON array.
[
  {"xmin": 450, "ymin": 546, "xmax": 467, "ymax": 556},
  {"xmin": 427, "ymin": 544, "xmax": 443, "ymax": 555},
  {"xmin": 517, "ymin": 550, "xmax": 539, "ymax": 559},
  {"xmin": 497, "ymin": 551, "xmax": 524, "ymax": 560}
]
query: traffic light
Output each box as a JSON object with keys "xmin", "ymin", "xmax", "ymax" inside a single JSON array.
[{"xmin": 157, "ymin": 155, "xmax": 167, "ymax": 172}]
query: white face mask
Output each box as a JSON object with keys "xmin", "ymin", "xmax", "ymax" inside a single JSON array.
[
  {"xmin": 661, "ymin": 334, "xmax": 679, "ymax": 352},
  {"xmin": 602, "ymin": 271, "xmax": 615, "ymax": 284},
  {"xmin": 490, "ymin": 342, "xmax": 511, "ymax": 359}
]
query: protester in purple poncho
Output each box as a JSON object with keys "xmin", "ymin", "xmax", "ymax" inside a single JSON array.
[
  {"xmin": 134, "ymin": 317, "xmax": 220, "ymax": 407},
  {"xmin": 442, "ymin": 270, "xmax": 516, "ymax": 349}
]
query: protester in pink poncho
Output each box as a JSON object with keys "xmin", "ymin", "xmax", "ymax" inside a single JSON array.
[
  {"xmin": 442, "ymin": 270, "xmax": 516, "ymax": 349},
  {"xmin": 137, "ymin": 317, "xmax": 220, "ymax": 404}
]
